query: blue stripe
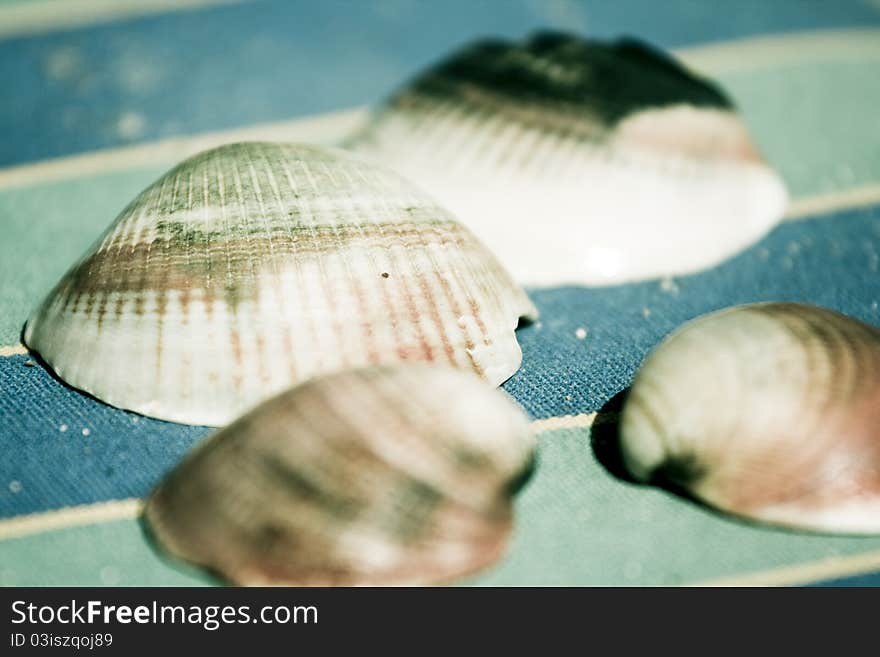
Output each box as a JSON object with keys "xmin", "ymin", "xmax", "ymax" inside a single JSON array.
[
  {"xmin": 506, "ymin": 205, "xmax": 880, "ymax": 418},
  {"xmin": 2, "ymin": 203, "xmax": 879, "ymax": 519},
  {"xmin": 1, "ymin": 0, "xmax": 879, "ymax": 167}
]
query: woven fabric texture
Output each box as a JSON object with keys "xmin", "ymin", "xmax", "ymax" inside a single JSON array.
[{"xmin": 1, "ymin": 0, "xmax": 880, "ymax": 586}]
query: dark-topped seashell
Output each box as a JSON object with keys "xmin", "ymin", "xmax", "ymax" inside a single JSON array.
[{"xmin": 347, "ymin": 31, "xmax": 787, "ymax": 285}]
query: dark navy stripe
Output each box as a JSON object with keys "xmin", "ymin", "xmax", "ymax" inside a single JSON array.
[
  {"xmin": 1, "ymin": 203, "xmax": 879, "ymax": 518},
  {"xmin": 504, "ymin": 204, "xmax": 880, "ymax": 419},
  {"xmin": 1, "ymin": 0, "xmax": 879, "ymax": 166}
]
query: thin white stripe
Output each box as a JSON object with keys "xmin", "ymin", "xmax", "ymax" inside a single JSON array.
[
  {"xmin": 0, "ymin": 0, "xmax": 250, "ymax": 39},
  {"xmin": 0, "ymin": 344, "xmax": 28, "ymax": 356},
  {"xmin": 695, "ymin": 550, "xmax": 880, "ymax": 587},
  {"xmin": 0, "ymin": 498, "xmax": 142, "ymax": 541},
  {"xmin": 530, "ymin": 412, "xmax": 597, "ymax": 433},
  {"xmin": 3, "ymin": 494, "xmax": 880, "ymax": 586},
  {"xmin": 0, "ymin": 28, "xmax": 877, "ymax": 192},
  {"xmin": 0, "ymin": 108, "xmax": 370, "ymax": 191},
  {"xmin": 785, "ymin": 183, "xmax": 880, "ymax": 221},
  {"xmin": 678, "ymin": 28, "xmax": 880, "ymax": 76}
]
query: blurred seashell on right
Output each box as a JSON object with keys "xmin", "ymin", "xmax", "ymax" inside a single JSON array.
[
  {"xmin": 620, "ymin": 302, "xmax": 880, "ymax": 534},
  {"xmin": 347, "ymin": 31, "xmax": 788, "ymax": 286}
]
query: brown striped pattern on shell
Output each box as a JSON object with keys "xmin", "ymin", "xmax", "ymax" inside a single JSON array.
[
  {"xmin": 620, "ymin": 303, "xmax": 880, "ymax": 534},
  {"xmin": 24, "ymin": 142, "xmax": 537, "ymax": 426},
  {"xmin": 144, "ymin": 364, "xmax": 536, "ymax": 586},
  {"xmin": 347, "ymin": 32, "xmax": 787, "ymax": 285}
]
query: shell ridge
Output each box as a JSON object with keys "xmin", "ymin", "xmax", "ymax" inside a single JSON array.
[
  {"xmin": 316, "ymin": 158, "xmax": 395, "ymax": 367},
  {"xmin": 25, "ymin": 143, "xmax": 534, "ymax": 424},
  {"xmin": 255, "ymin": 146, "xmax": 300, "ymax": 381}
]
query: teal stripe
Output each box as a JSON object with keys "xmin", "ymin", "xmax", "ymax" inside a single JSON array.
[
  {"xmin": 4, "ymin": 427, "xmax": 880, "ymax": 586},
  {"xmin": 2, "ymin": 52, "xmax": 879, "ymax": 344},
  {"xmin": 1, "ymin": 165, "xmax": 166, "ymax": 344},
  {"xmin": 727, "ymin": 58, "xmax": 880, "ymax": 198},
  {"xmin": 0, "ymin": 516, "xmax": 211, "ymax": 586}
]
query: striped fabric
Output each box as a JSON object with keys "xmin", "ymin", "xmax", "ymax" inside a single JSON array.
[{"xmin": 1, "ymin": 0, "xmax": 879, "ymax": 586}]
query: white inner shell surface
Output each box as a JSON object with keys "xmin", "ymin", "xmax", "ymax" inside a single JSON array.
[
  {"xmin": 351, "ymin": 104, "xmax": 788, "ymax": 286},
  {"xmin": 347, "ymin": 31, "xmax": 789, "ymax": 287}
]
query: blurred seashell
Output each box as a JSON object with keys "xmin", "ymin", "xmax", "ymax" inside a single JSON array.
[
  {"xmin": 24, "ymin": 142, "xmax": 536, "ymax": 426},
  {"xmin": 620, "ymin": 302, "xmax": 880, "ymax": 534},
  {"xmin": 145, "ymin": 364, "xmax": 536, "ymax": 586},
  {"xmin": 347, "ymin": 31, "xmax": 788, "ymax": 285}
]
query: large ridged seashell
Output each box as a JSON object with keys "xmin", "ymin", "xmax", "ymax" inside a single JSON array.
[
  {"xmin": 347, "ymin": 31, "xmax": 788, "ymax": 286},
  {"xmin": 24, "ymin": 142, "xmax": 536, "ymax": 426},
  {"xmin": 144, "ymin": 364, "xmax": 535, "ymax": 586},
  {"xmin": 620, "ymin": 303, "xmax": 880, "ymax": 534}
]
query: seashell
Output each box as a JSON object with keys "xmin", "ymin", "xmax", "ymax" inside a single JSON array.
[
  {"xmin": 24, "ymin": 142, "xmax": 537, "ymax": 426},
  {"xmin": 144, "ymin": 364, "xmax": 536, "ymax": 586},
  {"xmin": 620, "ymin": 302, "xmax": 880, "ymax": 534},
  {"xmin": 346, "ymin": 31, "xmax": 788, "ymax": 286}
]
